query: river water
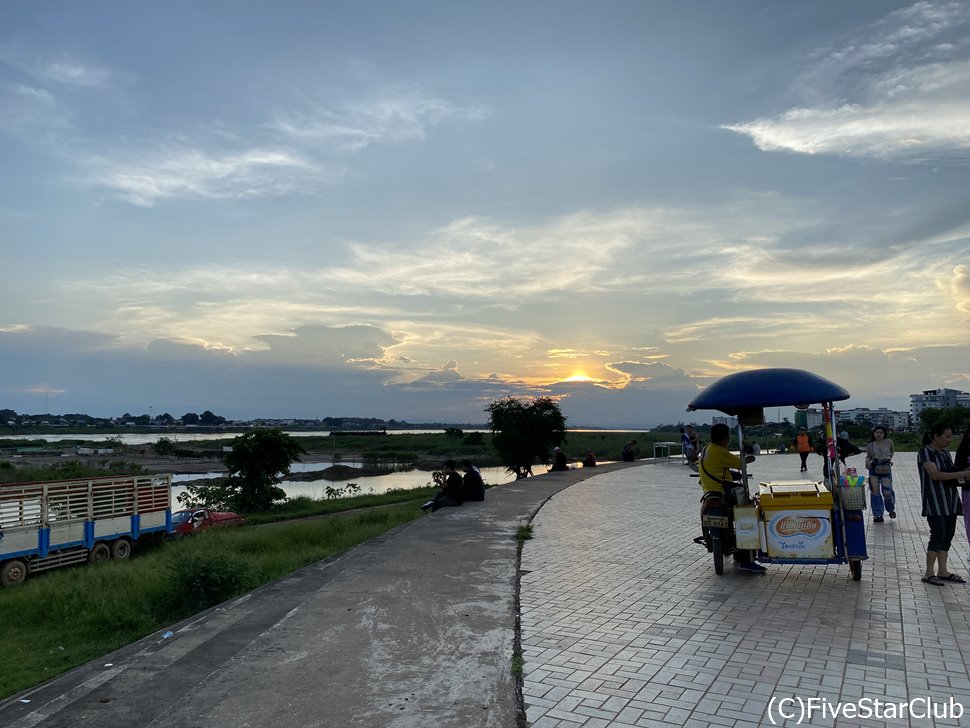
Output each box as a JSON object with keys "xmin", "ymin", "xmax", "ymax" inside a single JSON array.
[
  {"xmin": 169, "ymin": 464, "xmax": 526, "ymax": 508},
  {"xmin": 4, "ymin": 430, "xmax": 614, "ymax": 507},
  {"xmin": 0, "ymin": 430, "xmax": 483, "ymax": 445}
]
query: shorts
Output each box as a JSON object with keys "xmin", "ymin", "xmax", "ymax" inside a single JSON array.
[{"xmin": 926, "ymin": 515, "xmax": 958, "ymax": 552}]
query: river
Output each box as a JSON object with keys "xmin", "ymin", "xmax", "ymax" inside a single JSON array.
[{"xmin": 169, "ymin": 463, "xmax": 524, "ymax": 507}]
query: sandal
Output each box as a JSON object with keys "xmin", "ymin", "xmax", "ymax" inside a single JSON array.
[
  {"xmin": 922, "ymin": 575, "xmax": 945, "ymax": 585},
  {"xmin": 939, "ymin": 573, "xmax": 967, "ymax": 583}
]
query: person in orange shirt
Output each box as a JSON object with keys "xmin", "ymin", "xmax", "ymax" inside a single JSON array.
[{"xmin": 794, "ymin": 426, "xmax": 812, "ymax": 472}]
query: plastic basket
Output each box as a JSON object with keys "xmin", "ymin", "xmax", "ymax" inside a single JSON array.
[{"xmin": 838, "ymin": 487, "xmax": 867, "ymax": 511}]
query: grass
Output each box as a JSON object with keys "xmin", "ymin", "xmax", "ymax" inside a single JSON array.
[
  {"xmin": 0, "ymin": 460, "xmax": 144, "ymax": 484},
  {"xmin": 515, "ymin": 522, "xmax": 534, "ymax": 543},
  {"xmin": 246, "ymin": 486, "xmax": 438, "ymax": 524},
  {"xmin": 0, "ymin": 501, "xmax": 424, "ymax": 700}
]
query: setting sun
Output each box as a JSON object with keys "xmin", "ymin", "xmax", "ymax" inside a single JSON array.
[{"xmin": 563, "ymin": 371, "xmax": 594, "ymax": 383}]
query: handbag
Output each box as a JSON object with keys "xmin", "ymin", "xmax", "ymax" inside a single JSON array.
[{"xmin": 873, "ymin": 459, "xmax": 892, "ymax": 475}]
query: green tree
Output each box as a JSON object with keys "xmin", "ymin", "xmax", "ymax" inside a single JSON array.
[
  {"xmin": 486, "ymin": 396, "xmax": 567, "ymax": 478},
  {"xmin": 181, "ymin": 412, "xmax": 200, "ymax": 426},
  {"xmin": 919, "ymin": 406, "xmax": 970, "ymax": 433},
  {"xmin": 199, "ymin": 409, "xmax": 226, "ymax": 426},
  {"xmin": 153, "ymin": 437, "xmax": 176, "ymax": 457},
  {"xmin": 444, "ymin": 427, "xmax": 464, "ymax": 438},
  {"xmin": 223, "ymin": 429, "xmax": 307, "ymax": 511}
]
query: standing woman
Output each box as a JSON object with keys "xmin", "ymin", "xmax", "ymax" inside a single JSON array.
[
  {"xmin": 955, "ymin": 430, "xmax": 970, "ymax": 556},
  {"xmin": 866, "ymin": 426, "xmax": 896, "ymax": 523},
  {"xmin": 919, "ymin": 423, "xmax": 970, "ymax": 585}
]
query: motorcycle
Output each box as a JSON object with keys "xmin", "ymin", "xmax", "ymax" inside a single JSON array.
[{"xmin": 693, "ymin": 468, "xmax": 751, "ymax": 575}]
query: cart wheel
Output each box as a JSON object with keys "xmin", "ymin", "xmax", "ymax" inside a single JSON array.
[
  {"xmin": 712, "ymin": 534, "xmax": 724, "ymax": 576},
  {"xmin": 850, "ymin": 560, "xmax": 862, "ymax": 581}
]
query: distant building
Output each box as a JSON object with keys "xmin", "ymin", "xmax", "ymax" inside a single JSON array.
[
  {"xmin": 910, "ymin": 388, "xmax": 970, "ymax": 425},
  {"xmin": 835, "ymin": 407, "xmax": 910, "ymax": 431},
  {"xmin": 711, "ymin": 415, "xmax": 739, "ymax": 429},
  {"xmin": 793, "ymin": 409, "xmax": 825, "ymax": 431}
]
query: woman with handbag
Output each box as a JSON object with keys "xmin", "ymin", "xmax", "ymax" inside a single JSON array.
[{"xmin": 866, "ymin": 425, "xmax": 896, "ymax": 523}]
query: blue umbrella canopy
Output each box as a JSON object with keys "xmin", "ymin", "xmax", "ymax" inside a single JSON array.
[{"xmin": 687, "ymin": 368, "xmax": 850, "ymax": 415}]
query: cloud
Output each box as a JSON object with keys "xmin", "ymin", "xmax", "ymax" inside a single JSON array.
[
  {"xmin": 723, "ymin": 101, "xmax": 970, "ymax": 160},
  {"xmin": 40, "ymin": 60, "xmax": 113, "ymax": 87},
  {"xmin": 71, "ymin": 85, "xmax": 481, "ymax": 206},
  {"xmin": 270, "ymin": 88, "xmax": 486, "ymax": 151},
  {"xmin": 723, "ymin": 1, "xmax": 970, "ymax": 162},
  {"xmin": 946, "ymin": 263, "xmax": 970, "ymax": 313},
  {"xmin": 88, "ymin": 146, "xmax": 330, "ymax": 206},
  {"xmin": 46, "ymin": 196, "xmax": 970, "ymax": 372},
  {"xmin": 0, "ymin": 44, "xmax": 115, "ymax": 88},
  {"xmin": 413, "ymin": 360, "xmax": 465, "ymax": 385},
  {"xmin": 252, "ymin": 324, "xmax": 400, "ymax": 365},
  {"xmin": 0, "ymin": 81, "xmax": 71, "ymax": 137}
]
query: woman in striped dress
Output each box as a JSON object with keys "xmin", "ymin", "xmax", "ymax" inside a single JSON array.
[{"xmin": 919, "ymin": 423, "xmax": 970, "ymax": 585}]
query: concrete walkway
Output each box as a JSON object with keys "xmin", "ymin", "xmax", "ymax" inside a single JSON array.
[
  {"xmin": 4, "ymin": 454, "xmax": 970, "ymax": 727},
  {"xmin": 0, "ymin": 462, "xmax": 632, "ymax": 728},
  {"xmin": 520, "ymin": 452, "xmax": 970, "ymax": 727}
]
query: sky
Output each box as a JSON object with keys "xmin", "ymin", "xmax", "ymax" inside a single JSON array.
[{"xmin": 1, "ymin": 1, "xmax": 969, "ymax": 428}]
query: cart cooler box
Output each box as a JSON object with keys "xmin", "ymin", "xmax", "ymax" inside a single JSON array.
[{"xmin": 758, "ymin": 482, "xmax": 835, "ymax": 559}]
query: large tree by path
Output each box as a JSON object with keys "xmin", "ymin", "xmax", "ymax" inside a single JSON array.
[{"xmin": 486, "ymin": 396, "xmax": 567, "ymax": 479}]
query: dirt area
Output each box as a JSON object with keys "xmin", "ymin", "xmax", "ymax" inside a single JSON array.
[{"xmin": 3, "ymin": 451, "xmax": 437, "ymax": 479}]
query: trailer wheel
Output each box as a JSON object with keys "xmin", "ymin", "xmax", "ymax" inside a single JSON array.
[
  {"xmin": 88, "ymin": 543, "xmax": 111, "ymax": 565},
  {"xmin": 111, "ymin": 539, "xmax": 132, "ymax": 561},
  {"xmin": 850, "ymin": 560, "xmax": 862, "ymax": 582},
  {"xmin": 1, "ymin": 560, "xmax": 28, "ymax": 587}
]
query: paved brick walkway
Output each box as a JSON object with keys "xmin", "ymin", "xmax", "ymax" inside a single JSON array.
[{"xmin": 520, "ymin": 453, "xmax": 970, "ymax": 727}]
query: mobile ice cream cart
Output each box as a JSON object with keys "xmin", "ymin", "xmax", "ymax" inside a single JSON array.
[{"xmin": 687, "ymin": 368, "xmax": 868, "ymax": 581}]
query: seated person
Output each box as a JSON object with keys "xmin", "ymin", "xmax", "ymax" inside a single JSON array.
[
  {"xmin": 697, "ymin": 423, "xmax": 766, "ymax": 574},
  {"xmin": 548, "ymin": 446, "xmax": 568, "ymax": 472},
  {"xmin": 621, "ymin": 440, "xmax": 637, "ymax": 462},
  {"xmin": 421, "ymin": 459, "xmax": 465, "ymax": 512},
  {"xmin": 582, "ymin": 449, "xmax": 597, "ymax": 467},
  {"xmin": 461, "ymin": 459, "xmax": 485, "ymax": 501}
]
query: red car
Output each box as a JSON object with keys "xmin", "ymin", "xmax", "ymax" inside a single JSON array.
[{"xmin": 171, "ymin": 509, "xmax": 245, "ymax": 537}]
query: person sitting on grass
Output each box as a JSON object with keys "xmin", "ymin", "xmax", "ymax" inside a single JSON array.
[
  {"xmin": 582, "ymin": 449, "xmax": 597, "ymax": 467},
  {"xmin": 421, "ymin": 459, "xmax": 465, "ymax": 512},
  {"xmin": 548, "ymin": 446, "xmax": 568, "ymax": 472},
  {"xmin": 461, "ymin": 459, "xmax": 485, "ymax": 502}
]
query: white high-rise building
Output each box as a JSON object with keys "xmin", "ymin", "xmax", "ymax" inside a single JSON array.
[
  {"xmin": 836, "ymin": 407, "xmax": 910, "ymax": 430},
  {"xmin": 910, "ymin": 388, "xmax": 970, "ymax": 425}
]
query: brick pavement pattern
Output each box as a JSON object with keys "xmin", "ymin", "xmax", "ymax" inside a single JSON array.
[{"xmin": 520, "ymin": 452, "xmax": 970, "ymax": 727}]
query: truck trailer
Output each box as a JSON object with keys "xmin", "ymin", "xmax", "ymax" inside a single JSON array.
[{"xmin": 0, "ymin": 474, "xmax": 172, "ymax": 586}]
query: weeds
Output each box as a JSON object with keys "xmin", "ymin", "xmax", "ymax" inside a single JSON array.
[{"xmin": 515, "ymin": 523, "xmax": 534, "ymax": 543}]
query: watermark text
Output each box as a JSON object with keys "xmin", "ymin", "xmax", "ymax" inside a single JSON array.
[{"xmin": 767, "ymin": 696, "xmax": 964, "ymax": 724}]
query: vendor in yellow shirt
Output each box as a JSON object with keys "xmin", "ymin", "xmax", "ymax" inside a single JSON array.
[
  {"xmin": 698, "ymin": 423, "xmax": 767, "ymax": 574},
  {"xmin": 698, "ymin": 423, "xmax": 743, "ymax": 494}
]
